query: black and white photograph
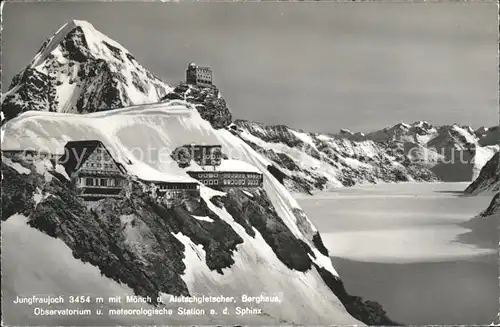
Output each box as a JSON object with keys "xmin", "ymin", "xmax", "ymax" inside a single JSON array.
[{"xmin": 1, "ymin": 1, "xmax": 499, "ymax": 326}]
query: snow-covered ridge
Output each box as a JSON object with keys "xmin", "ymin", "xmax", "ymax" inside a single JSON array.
[
  {"xmin": 2, "ymin": 20, "xmax": 173, "ymax": 123},
  {"xmin": 1, "ymin": 100, "xmax": 348, "ymax": 301}
]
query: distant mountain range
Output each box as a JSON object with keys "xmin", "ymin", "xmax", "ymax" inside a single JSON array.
[
  {"xmin": 230, "ymin": 120, "xmax": 499, "ymax": 193},
  {"xmin": 1, "ymin": 20, "xmax": 171, "ymax": 123},
  {"xmin": 2, "ymin": 19, "xmax": 498, "ymax": 326}
]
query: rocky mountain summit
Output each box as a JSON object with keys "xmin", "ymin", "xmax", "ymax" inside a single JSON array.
[
  {"xmin": 2, "ymin": 139, "xmax": 396, "ymax": 325},
  {"xmin": 1, "ymin": 20, "xmax": 171, "ymax": 124},
  {"xmin": 2, "ymin": 20, "xmax": 498, "ymax": 193}
]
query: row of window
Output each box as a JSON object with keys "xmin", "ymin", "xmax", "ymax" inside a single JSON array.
[
  {"xmin": 4, "ymin": 152, "xmax": 58, "ymax": 160},
  {"xmin": 92, "ymin": 155, "xmax": 111, "ymax": 162},
  {"xmin": 245, "ymin": 174, "xmax": 262, "ymax": 179},
  {"xmin": 79, "ymin": 177, "xmax": 124, "ymax": 187},
  {"xmin": 162, "ymin": 190, "xmax": 199, "ymax": 195},
  {"xmin": 93, "ymin": 148, "xmax": 111, "ymax": 159},
  {"xmin": 165, "ymin": 190, "xmax": 187, "ymax": 195},
  {"xmin": 162, "ymin": 190, "xmax": 201, "ymax": 199},
  {"xmin": 222, "ymin": 179, "xmax": 247, "ymax": 186}
]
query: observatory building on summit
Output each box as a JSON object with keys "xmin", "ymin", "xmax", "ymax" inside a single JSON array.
[{"xmin": 186, "ymin": 63, "xmax": 213, "ymax": 87}]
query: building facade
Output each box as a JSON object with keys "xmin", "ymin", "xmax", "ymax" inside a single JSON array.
[
  {"xmin": 187, "ymin": 171, "xmax": 263, "ymax": 189},
  {"xmin": 60, "ymin": 140, "xmax": 128, "ymax": 200},
  {"xmin": 186, "ymin": 63, "xmax": 213, "ymax": 87},
  {"xmin": 172, "ymin": 144, "xmax": 222, "ymax": 167}
]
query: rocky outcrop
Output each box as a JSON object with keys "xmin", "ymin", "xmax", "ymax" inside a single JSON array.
[
  {"xmin": 465, "ymin": 152, "xmax": 500, "ymax": 194},
  {"xmin": 161, "ymin": 83, "xmax": 232, "ymax": 129},
  {"xmin": 476, "ymin": 126, "xmax": 500, "ymax": 147},
  {"xmin": 2, "ymin": 155, "xmax": 399, "ymax": 325},
  {"xmin": 1, "ymin": 20, "xmax": 171, "ymax": 125},
  {"xmin": 481, "ymin": 192, "xmax": 500, "ymax": 217}
]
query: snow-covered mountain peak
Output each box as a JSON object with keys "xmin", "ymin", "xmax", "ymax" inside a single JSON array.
[{"xmin": 2, "ymin": 20, "xmax": 173, "ymax": 123}]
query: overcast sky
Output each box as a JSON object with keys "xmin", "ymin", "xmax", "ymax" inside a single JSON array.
[{"xmin": 2, "ymin": 2, "xmax": 498, "ymax": 133}]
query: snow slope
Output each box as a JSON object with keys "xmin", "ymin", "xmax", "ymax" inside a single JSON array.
[
  {"xmin": 364, "ymin": 121, "xmax": 438, "ymax": 145},
  {"xmin": 1, "ymin": 101, "xmax": 363, "ymax": 325}
]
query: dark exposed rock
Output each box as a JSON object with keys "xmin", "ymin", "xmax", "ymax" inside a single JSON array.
[
  {"xmin": 1, "ymin": 21, "xmax": 171, "ymax": 125},
  {"xmin": 1, "ymin": 159, "xmax": 246, "ymax": 304},
  {"xmin": 102, "ymin": 41, "xmax": 122, "ymax": 61},
  {"xmin": 2, "ymin": 68, "xmax": 57, "ymax": 122},
  {"xmin": 170, "ymin": 146, "xmax": 192, "ymax": 168},
  {"xmin": 3, "ymin": 157, "xmax": 399, "ymax": 325},
  {"xmin": 217, "ymin": 188, "xmax": 313, "ymax": 272},
  {"xmin": 163, "ymin": 92, "xmax": 183, "ymax": 100},
  {"xmin": 276, "ymin": 153, "xmax": 301, "ymax": 171},
  {"xmin": 131, "ymin": 71, "xmax": 147, "ymax": 93},
  {"xmin": 314, "ymin": 263, "xmax": 401, "ymax": 326},
  {"xmin": 233, "ymin": 120, "xmax": 438, "ymax": 193}
]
